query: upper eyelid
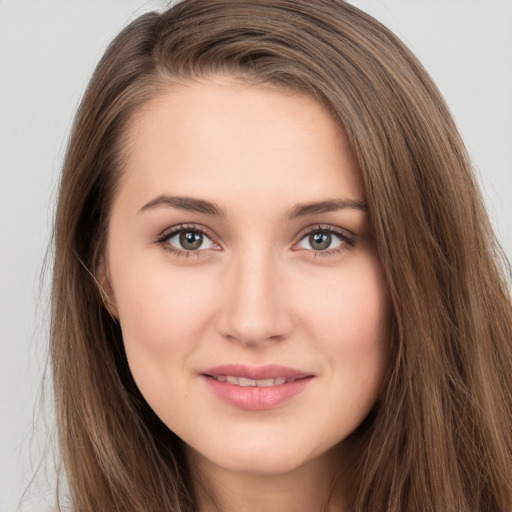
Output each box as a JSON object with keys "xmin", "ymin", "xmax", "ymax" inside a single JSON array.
[
  {"xmin": 156, "ymin": 223, "xmax": 355, "ymax": 252},
  {"xmin": 156, "ymin": 224, "xmax": 220, "ymax": 257},
  {"xmin": 294, "ymin": 223, "xmax": 354, "ymax": 241},
  {"xmin": 157, "ymin": 223, "xmax": 217, "ymax": 241}
]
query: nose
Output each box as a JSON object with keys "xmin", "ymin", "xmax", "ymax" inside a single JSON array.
[{"xmin": 216, "ymin": 249, "xmax": 294, "ymax": 347}]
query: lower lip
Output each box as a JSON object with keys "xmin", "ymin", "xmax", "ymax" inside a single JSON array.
[{"xmin": 203, "ymin": 376, "xmax": 313, "ymax": 410}]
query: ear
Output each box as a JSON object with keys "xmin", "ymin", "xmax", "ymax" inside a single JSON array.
[{"xmin": 95, "ymin": 259, "xmax": 119, "ymax": 320}]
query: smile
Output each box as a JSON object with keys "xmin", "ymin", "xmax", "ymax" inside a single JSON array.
[
  {"xmin": 202, "ymin": 364, "xmax": 314, "ymax": 410},
  {"xmin": 208, "ymin": 375, "xmax": 296, "ymax": 386}
]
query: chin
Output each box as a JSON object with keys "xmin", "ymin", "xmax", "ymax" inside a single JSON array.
[
  {"xmin": 188, "ymin": 433, "xmax": 330, "ymax": 478},
  {"xmin": 222, "ymin": 451, "xmax": 307, "ymax": 476}
]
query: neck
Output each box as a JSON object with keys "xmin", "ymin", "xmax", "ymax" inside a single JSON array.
[{"xmin": 186, "ymin": 445, "xmax": 347, "ymax": 512}]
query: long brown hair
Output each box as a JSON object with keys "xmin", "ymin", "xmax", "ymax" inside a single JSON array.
[{"xmin": 51, "ymin": 1, "xmax": 512, "ymax": 510}]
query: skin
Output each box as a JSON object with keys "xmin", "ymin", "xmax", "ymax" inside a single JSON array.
[{"xmin": 102, "ymin": 78, "xmax": 391, "ymax": 512}]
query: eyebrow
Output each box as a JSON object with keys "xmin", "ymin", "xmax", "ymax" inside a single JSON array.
[
  {"xmin": 137, "ymin": 194, "xmax": 367, "ymax": 219},
  {"xmin": 287, "ymin": 198, "xmax": 367, "ymax": 219},
  {"xmin": 138, "ymin": 195, "xmax": 227, "ymax": 217}
]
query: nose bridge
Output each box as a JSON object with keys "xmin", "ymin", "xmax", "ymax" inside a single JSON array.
[{"xmin": 218, "ymin": 245, "xmax": 292, "ymax": 345}]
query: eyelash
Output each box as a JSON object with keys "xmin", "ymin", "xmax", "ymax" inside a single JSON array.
[
  {"xmin": 155, "ymin": 223, "xmax": 355, "ymax": 258},
  {"xmin": 294, "ymin": 224, "xmax": 355, "ymax": 257},
  {"xmin": 156, "ymin": 224, "xmax": 219, "ymax": 258}
]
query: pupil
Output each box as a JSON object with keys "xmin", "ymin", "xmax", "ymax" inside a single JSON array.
[
  {"xmin": 310, "ymin": 232, "xmax": 331, "ymax": 250},
  {"xmin": 180, "ymin": 231, "xmax": 203, "ymax": 250}
]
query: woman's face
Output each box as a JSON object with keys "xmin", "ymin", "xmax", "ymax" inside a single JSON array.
[{"xmin": 103, "ymin": 78, "xmax": 390, "ymax": 476}]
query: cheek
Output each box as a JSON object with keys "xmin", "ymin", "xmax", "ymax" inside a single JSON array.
[
  {"xmin": 109, "ymin": 255, "xmax": 219, "ymax": 384},
  {"xmin": 303, "ymin": 254, "xmax": 390, "ymax": 404},
  {"xmin": 304, "ymin": 254, "xmax": 390, "ymax": 349}
]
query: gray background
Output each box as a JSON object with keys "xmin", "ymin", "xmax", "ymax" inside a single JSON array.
[{"xmin": 1, "ymin": 1, "xmax": 511, "ymax": 510}]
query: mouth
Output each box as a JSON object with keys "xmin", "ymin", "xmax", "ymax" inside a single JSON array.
[
  {"xmin": 201, "ymin": 364, "xmax": 314, "ymax": 410},
  {"xmin": 206, "ymin": 375, "xmax": 299, "ymax": 387}
]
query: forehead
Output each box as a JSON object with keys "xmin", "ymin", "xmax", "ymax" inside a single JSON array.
[{"xmin": 116, "ymin": 78, "xmax": 363, "ymax": 214}]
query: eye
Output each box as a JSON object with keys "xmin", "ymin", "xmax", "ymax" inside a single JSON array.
[
  {"xmin": 295, "ymin": 226, "xmax": 354, "ymax": 254},
  {"xmin": 169, "ymin": 230, "xmax": 212, "ymax": 251},
  {"xmin": 157, "ymin": 225, "xmax": 220, "ymax": 255}
]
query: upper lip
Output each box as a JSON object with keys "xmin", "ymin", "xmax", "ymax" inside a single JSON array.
[{"xmin": 202, "ymin": 364, "xmax": 312, "ymax": 380}]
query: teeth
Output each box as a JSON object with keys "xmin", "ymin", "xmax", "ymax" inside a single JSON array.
[
  {"xmin": 257, "ymin": 378, "xmax": 276, "ymax": 387},
  {"xmin": 212, "ymin": 375, "xmax": 295, "ymax": 387},
  {"xmin": 238, "ymin": 377, "xmax": 257, "ymax": 386}
]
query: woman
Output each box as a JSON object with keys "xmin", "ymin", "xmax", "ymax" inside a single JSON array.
[{"xmin": 51, "ymin": 0, "xmax": 512, "ymax": 510}]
